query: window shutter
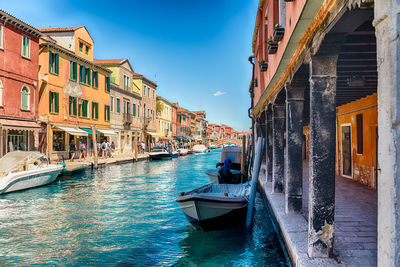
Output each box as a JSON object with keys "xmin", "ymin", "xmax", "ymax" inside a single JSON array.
[
  {"xmin": 74, "ymin": 62, "xmax": 77, "ymax": 81},
  {"xmin": 49, "ymin": 92, "xmax": 52, "ymax": 112},
  {"xmin": 92, "ymin": 102, "xmax": 94, "ymax": 119},
  {"xmin": 49, "ymin": 51, "xmax": 53, "ymax": 73},
  {"xmin": 96, "ymin": 103, "xmax": 98, "ymax": 119},
  {"xmin": 55, "ymin": 53, "xmax": 59, "ymax": 74},
  {"xmin": 55, "ymin": 92, "xmax": 59, "ymax": 113},
  {"xmin": 133, "ymin": 104, "xmax": 136, "ymax": 116},
  {"xmin": 87, "ymin": 68, "xmax": 91, "ymax": 85},
  {"xmin": 69, "ymin": 96, "xmax": 72, "ymax": 115},
  {"xmin": 69, "ymin": 61, "xmax": 73, "ymax": 80},
  {"xmin": 73, "ymin": 97, "xmax": 77, "ymax": 115},
  {"xmin": 82, "ymin": 66, "xmax": 85, "ymax": 83},
  {"xmin": 96, "ymin": 72, "xmax": 98, "ymax": 88}
]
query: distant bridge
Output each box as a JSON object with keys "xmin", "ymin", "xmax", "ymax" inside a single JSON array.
[{"xmin": 213, "ymin": 139, "xmax": 242, "ymax": 146}]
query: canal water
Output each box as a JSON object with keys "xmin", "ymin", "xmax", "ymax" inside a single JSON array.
[{"xmin": 0, "ymin": 150, "xmax": 289, "ymax": 266}]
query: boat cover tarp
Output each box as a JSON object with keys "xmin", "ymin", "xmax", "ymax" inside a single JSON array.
[
  {"xmin": 0, "ymin": 151, "xmax": 48, "ymax": 177},
  {"xmin": 195, "ymin": 183, "xmax": 250, "ymax": 198}
]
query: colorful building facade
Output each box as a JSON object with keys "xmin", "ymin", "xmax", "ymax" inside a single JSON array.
[
  {"xmin": 156, "ymin": 95, "xmax": 173, "ymax": 140},
  {"xmin": 95, "ymin": 59, "xmax": 142, "ymax": 153},
  {"xmin": 0, "ymin": 10, "xmax": 41, "ymax": 156},
  {"xmin": 38, "ymin": 26, "xmax": 112, "ymax": 160}
]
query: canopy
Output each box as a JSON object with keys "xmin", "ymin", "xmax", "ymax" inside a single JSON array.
[
  {"xmin": 98, "ymin": 129, "xmax": 117, "ymax": 136},
  {"xmin": 0, "ymin": 118, "xmax": 40, "ymax": 132},
  {"xmin": 211, "ymin": 138, "xmax": 217, "ymax": 141},
  {"xmin": 145, "ymin": 131, "xmax": 162, "ymax": 137},
  {"xmin": 54, "ymin": 125, "xmax": 88, "ymax": 136},
  {"xmin": 177, "ymin": 136, "xmax": 190, "ymax": 141},
  {"xmin": 81, "ymin": 128, "xmax": 98, "ymax": 135}
]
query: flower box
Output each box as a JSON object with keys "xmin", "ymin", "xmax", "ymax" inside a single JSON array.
[
  {"xmin": 268, "ymin": 43, "xmax": 278, "ymax": 54},
  {"xmin": 273, "ymin": 27, "xmax": 285, "ymax": 42},
  {"xmin": 260, "ymin": 62, "xmax": 268, "ymax": 72}
]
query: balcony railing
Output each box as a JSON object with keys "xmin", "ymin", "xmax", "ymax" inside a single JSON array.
[{"xmin": 123, "ymin": 113, "xmax": 132, "ymax": 123}]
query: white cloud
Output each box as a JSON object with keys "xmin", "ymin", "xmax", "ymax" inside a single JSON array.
[{"xmin": 213, "ymin": 90, "xmax": 227, "ymax": 97}]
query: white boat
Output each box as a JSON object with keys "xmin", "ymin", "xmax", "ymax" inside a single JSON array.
[
  {"xmin": 149, "ymin": 147, "xmax": 172, "ymax": 160},
  {"xmin": 192, "ymin": 144, "xmax": 208, "ymax": 153},
  {"xmin": 205, "ymin": 146, "xmax": 243, "ymax": 183},
  {"xmin": 176, "ymin": 183, "xmax": 250, "ymax": 231},
  {"xmin": 178, "ymin": 148, "xmax": 188, "ymax": 156},
  {"xmin": 0, "ymin": 151, "xmax": 64, "ymax": 195}
]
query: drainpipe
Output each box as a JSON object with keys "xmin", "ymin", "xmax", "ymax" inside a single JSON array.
[{"xmin": 248, "ymin": 55, "xmax": 255, "ymax": 162}]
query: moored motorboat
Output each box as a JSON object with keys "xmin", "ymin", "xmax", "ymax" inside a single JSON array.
[
  {"xmin": 0, "ymin": 151, "xmax": 64, "ymax": 195},
  {"xmin": 171, "ymin": 151, "xmax": 179, "ymax": 158},
  {"xmin": 192, "ymin": 144, "xmax": 208, "ymax": 153},
  {"xmin": 187, "ymin": 150, "xmax": 195, "ymax": 155},
  {"xmin": 177, "ymin": 183, "xmax": 250, "ymax": 231},
  {"xmin": 205, "ymin": 168, "xmax": 242, "ymax": 184},
  {"xmin": 149, "ymin": 147, "xmax": 172, "ymax": 160},
  {"xmin": 62, "ymin": 163, "xmax": 87, "ymax": 177},
  {"xmin": 178, "ymin": 148, "xmax": 188, "ymax": 156}
]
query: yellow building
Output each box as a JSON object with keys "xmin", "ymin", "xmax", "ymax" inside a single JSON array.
[
  {"xmin": 38, "ymin": 26, "xmax": 113, "ymax": 160},
  {"xmin": 156, "ymin": 96, "xmax": 173, "ymax": 140}
]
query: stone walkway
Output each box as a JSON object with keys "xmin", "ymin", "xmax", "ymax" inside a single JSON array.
[
  {"xmin": 302, "ymin": 162, "xmax": 377, "ymax": 266},
  {"xmin": 63, "ymin": 152, "xmax": 150, "ymax": 168},
  {"xmin": 259, "ymin": 162, "xmax": 377, "ymax": 266}
]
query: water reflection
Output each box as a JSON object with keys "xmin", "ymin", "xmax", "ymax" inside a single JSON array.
[{"xmin": 0, "ymin": 151, "xmax": 288, "ymax": 266}]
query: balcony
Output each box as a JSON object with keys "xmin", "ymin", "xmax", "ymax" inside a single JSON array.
[{"xmin": 123, "ymin": 113, "xmax": 132, "ymax": 123}]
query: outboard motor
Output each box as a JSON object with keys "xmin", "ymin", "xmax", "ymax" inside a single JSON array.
[{"xmin": 218, "ymin": 159, "xmax": 236, "ymax": 184}]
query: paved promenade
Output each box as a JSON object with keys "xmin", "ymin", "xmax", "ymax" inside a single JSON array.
[{"xmin": 259, "ymin": 162, "xmax": 377, "ymax": 266}]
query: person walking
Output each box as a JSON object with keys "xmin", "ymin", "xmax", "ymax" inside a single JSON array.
[
  {"xmin": 69, "ymin": 139, "xmax": 76, "ymax": 162},
  {"xmin": 79, "ymin": 140, "xmax": 87, "ymax": 160}
]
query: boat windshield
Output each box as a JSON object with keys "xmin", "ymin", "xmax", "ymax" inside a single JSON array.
[
  {"xmin": 151, "ymin": 147, "xmax": 166, "ymax": 152},
  {"xmin": 0, "ymin": 151, "xmax": 48, "ymax": 177}
]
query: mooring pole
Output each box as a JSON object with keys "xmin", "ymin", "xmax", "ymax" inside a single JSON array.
[
  {"xmin": 134, "ymin": 133, "xmax": 138, "ymax": 161},
  {"xmin": 91, "ymin": 125, "xmax": 98, "ymax": 169},
  {"xmin": 241, "ymin": 135, "xmax": 246, "ymax": 183}
]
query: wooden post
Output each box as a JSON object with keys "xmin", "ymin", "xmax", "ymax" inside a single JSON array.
[
  {"xmin": 91, "ymin": 125, "xmax": 98, "ymax": 169},
  {"xmin": 46, "ymin": 120, "xmax": 51, "ymax": 162},
  {"xmin": 241, "ymin": 135, "xmax": 246, "ymax": 175},
  {"xmin": 0, "ymin": 125, "xmax": 3, "ymax": 157},
  {"xmin": 134, "ymin": 133, "xmax": 138, "ymax": 161}
]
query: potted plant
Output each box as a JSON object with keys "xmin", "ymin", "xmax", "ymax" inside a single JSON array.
[
  {"xmin": 284, "ymin": 0, "xmax": 295, "ymax": 2},
  {"xmin": 273, "ymin": 24, "xmax": 285, "ymax": 42},
  {"xmin": 258, "ymin": 60, "xmax": 268, "ymax": 72},
  {"xmin": 267, "ymin": 37, "xmax": 278, "ymax": 54},
  {"xmin": 253, "ymin": 78, "xmax": 258, "ymax": 87}
]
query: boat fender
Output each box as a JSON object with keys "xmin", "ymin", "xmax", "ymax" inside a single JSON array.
[
  {"xmin": 224, "ymin": 193, "xmax": 228, "ymax": 197},
  {"xmin": 180, "ymin": 192, "xmax": 185, "ymax": 196}
]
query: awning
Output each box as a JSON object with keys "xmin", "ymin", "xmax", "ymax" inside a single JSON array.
[
  {"xmin": 54, "ymin": 125, "xmax": 88, "ymax": 136},
  {"xmin": 145, "ymin": 131, "xmax": 162, "ymax": 137},
  {"xmin": 211, "ymin": 138, "xmax": 217, "ymax": 141},
  {"xmin": 177, "ymin": 136, "xmax": 191, "ymax": 141},
  {"xmin": 81, "ymin": 128, "xmax": 98, "ymax": 135},
  {"xmin": 0, "ymin": 119, "xmax": 40, "ymax": 131},
  {"xmin": 98, "ymin": 129, "xmax": 117, "ymax": 136}
]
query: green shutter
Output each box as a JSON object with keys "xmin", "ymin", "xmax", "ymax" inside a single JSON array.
[
  {"xmin": 83, "ymin": 100, "xmax": 87, "ymax": 117},
  {"xmin": 55, "ymin": 53, "xmax": 59, "ymax": 74},
  {"xmin": 74, "ymin": 62, "xmax": 77, "ymax": 81},
  {"xmin": 69, "ymin": 96, "xmax": 72, "ymax": 115},
  {"xmin": 54, "ymin": 92, "xmax": 59, "ymax": 113},
  {"xmin": 96, "ymin": 103, "xmax": 99, "ymax": 119},
  {"xmin": 95, "ymin": 72, "xmax": 98, "ymax": 88},
  {"xmin": 49, "ymin": 51, "xmax": 53, "ymax": 73},
  {"xmin": 69, "ymin": 61, "xmax": 73, "ymax": 80},
  {"xmin": 73, "ymin": 97, "xmax": 77, "ymax": 115},
  {"xmin": 133, "ymin": 104, "xmax": 136, "ymax": 116},
  {"xmin": 49, "ymin": 91, "xmax": 52, "ymax": 112},
  {"xmin": 86, "ymin": 68, "xmax": 91, "ymax": 85},
  {"xmin": 108, "ymin": 106, "xmax": 110, "ymax": 121}
]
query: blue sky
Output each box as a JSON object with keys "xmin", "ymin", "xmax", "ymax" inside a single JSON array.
[{"xmin": 1, "ymin": 0, "xmax": 257, "ymax": 131}]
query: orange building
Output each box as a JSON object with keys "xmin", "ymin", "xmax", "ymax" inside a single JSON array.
[{"xmin": 38, "ymin": 26, "xmax": 112, "ymax": 160}]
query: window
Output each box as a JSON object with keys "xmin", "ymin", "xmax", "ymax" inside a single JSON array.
[
  {"xmin": 69, "ymin": 96, "xmax": 77, "ymax": 116},
  {"xmin": 105, "ymin": 76, "xmax": 110, "ymax": 92},
  {"xmin": 0, "ymin": 24, "xmax": 3, "ymax": 49},
  {"xmin": 110, "ymin": 96, "xmax": 114, "ymax": 112},
  {"xmin": 0, "ymin": 80, "xmax": 3, "ymax": 106},
  {"xmin": 104, "ymin": 105, "xmax": 110, "ymax": 121},
  {"xmin": 69, "ymin": 61, "xmax": 77, "ymax": 81},
  {"xmin": 79, "ymin": 99, "xmax": 89, "ymax": 118},
  {"xmin": 127, "ymin": 101, "xmax": 131, "ymax": 114},
  {"xmin": 85, "ymin": 67, "xmax": 91, "ymax": 85},
  {"xmin": 79, "ymin": 42, "xmax": 83, "ymax": 52},
  {"xmin": 123, "ymin": 75, "xmax": 130, "ymax": 89},
  {"xmin": 85, "ymin": 45, "xmax": 89, "ymax": 55},
  {"xmin": 53, "ymin": 131, "xmax": 65, "ymax": 151},
  {"xmin": 49, "ymin": 91, "xmax": 59, "ymax": 113},
  {"xmin": 20, "ymin": 86, "xmax": 30, "ymax": 111},
  {"xmin": 356, "ymin": 114, "xmax": 363, "ymax": 154},
  {"xmin": 143, "ymin": 86, "xmax": 146, "ymax": 96},
  {"xmin": 153, "ymin": 90, "xmax": 155, "ymax": 100},
  {"xmin": 79, "ymin": 65, "xmax": 85, "ymax": 83},
  {"xmin": 49, "ymin": 51, "xmax": 59, "ymax": 75},
  {"xmin": 92, "ymin": 71, "xmax": 98, "ymax": 88},
  {"xmin": 116, "ymin": 98, "xmax": 121, "ymax": 113},
  {"xmin": 148, "ymin": 87, "xmax": 150, "ymax": 97},
  {"xmin": 92, "ymin": 102, "xmax": 98, "ymax": 119},
  {"xmin": 21, "ymin": 35, "xmax": 30, "ymax": 58},
  {"xmin": 133, "ymin": 103, "xmax": 136, "ymax": 117}
]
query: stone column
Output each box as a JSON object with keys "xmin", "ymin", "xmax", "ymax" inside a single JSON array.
[
  {"xmin": 374, "ymin": 1, "xmax": 400, "ymax": 266},
  {"xmin": 272, "ymin": 104, "xmax": 285, "ymax": 193},
  {"xmin": 266, "ymin": 110, "xmax": 273, "ymax": 182},
  {"xmin": 285, "ymin": 82, "xmax": 304, "ymax": 213},
  {"xmin": 308, "ymin": 54, "xmax": 337, "ymax": 257}
]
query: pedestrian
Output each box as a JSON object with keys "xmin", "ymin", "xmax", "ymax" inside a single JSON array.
[
  {"xmin": 141, "ymin": 142, "xmax": 145, "ymax": 153},
  {"xmin": 79, "ymin": 140, "xmax": 87, "ymax": 160},
  {"xmin": 106, "ymin": 140, "xmax": 111, "ymax": 158},
  {"xmin": 70, "ymin": 139, "xmax": 76, "ymax": 162},
  {"xmin": 101, "ymin": 140, "xmax": 107, "ymax": 158},
  {"xmin": 111, "ymin": 141, "xmax": 115, "ymax": 152}
]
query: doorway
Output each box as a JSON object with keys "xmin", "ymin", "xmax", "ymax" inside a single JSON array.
[{"xmin": 341, "ymin": 125, "xmax": 352, "ymax": 178}]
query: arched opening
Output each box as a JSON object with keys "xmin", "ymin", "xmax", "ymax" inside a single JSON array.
[{"xmin": 21, "ymin": 85, "xmax": 30, "ymax": 111}]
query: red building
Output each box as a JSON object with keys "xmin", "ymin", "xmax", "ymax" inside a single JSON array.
[
  {"xmin": 171, "ymin": 103, "xmax": 177, "ymax": 138},
  {"xmin": 0, "ymin": 10, "xmax": 41, "ymax": 156}
]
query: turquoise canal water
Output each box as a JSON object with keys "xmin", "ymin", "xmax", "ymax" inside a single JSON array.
[{"xmin": 0, "ymin": 150, "xmax": 289, "ymax": 266}]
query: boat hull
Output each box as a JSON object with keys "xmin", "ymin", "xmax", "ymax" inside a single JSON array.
[
  {"xmin": 62, "ymin": 165, "xmax": 87, "ymax": 176},
  {"xmin": 0, "ymin": 165, "xmax": 64, "ymax": 194},
  {"xmin": 178, "ymin": 198, "xmax": 248, "ymax": 231},
  {"xmin": 149, "ymin": 153, "xmax": 172, "ymax": 160}
]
